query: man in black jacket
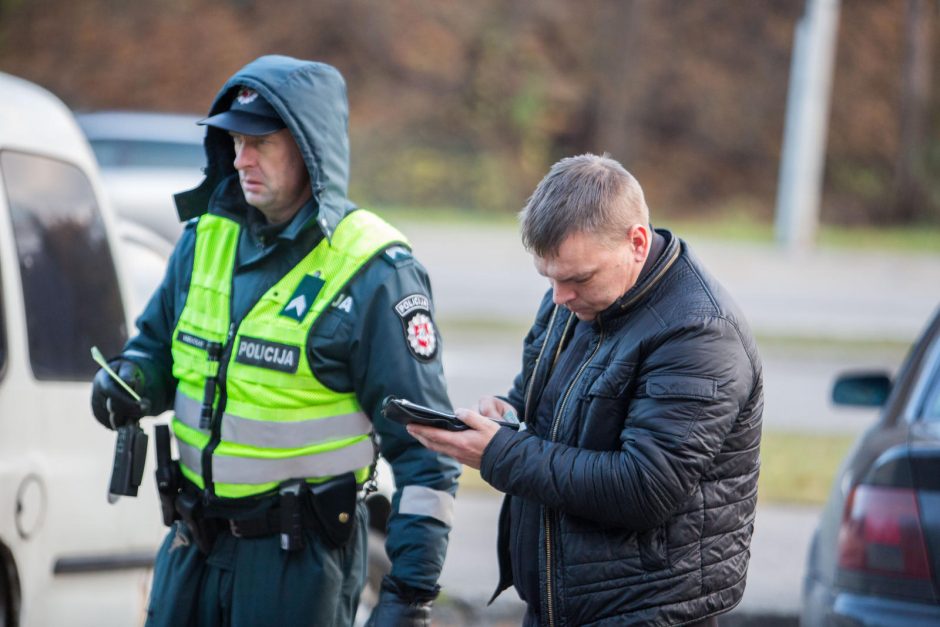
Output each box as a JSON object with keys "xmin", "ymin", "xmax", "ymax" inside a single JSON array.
[{"xmin": 409, "ymin": 153, "xmax": 763, "ymax": 626}]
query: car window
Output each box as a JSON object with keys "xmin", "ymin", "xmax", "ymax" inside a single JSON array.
[
  {"xmin": 88, "ymin": 139, "xmax": 204, "ymax": 169},
  {"xmin": 0, "ymin": 150, "xmax": 126, "ymax": 380},
  {"xmin": 918, "ymin": 334, "xmax": 940, "ymax": 422}
]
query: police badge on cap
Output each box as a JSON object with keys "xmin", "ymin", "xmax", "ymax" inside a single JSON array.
[
  {"xmin": 198, "ymin": 86, "xmax": 287, "ymax": 136},
  {"xmin": 394, "ymin": 294, "xmax": 438, "ymax": 361}
]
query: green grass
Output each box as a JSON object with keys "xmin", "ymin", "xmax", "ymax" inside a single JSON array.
[
  {"xmin": 369, "ymin": 204, "xmax": 519, "ymax": 226},
  {"xmin": 658, "ymin": 215, "xmax": 774, "ymax": 243},
  {"xmin": 755, "ymin": 333, "xmax": 911, "ymax": 358},
  {"xmin": 758, "ymin": 430, "xmax": 856, "ymax": 505},
  {"xmin": 658, "ymin": 216, "xmax": 940, "ymax": 254},
  {"xmin": 370, "ymin": 205, "xmax": 940, "ymax": 254},
  {"xmin": 437, "ymin": 317, "xmax": 530, "ymax": 337},
  {"xmin": 817, "ymin": 224, "xmax": 940, "ymax": 252},
  {"xmin": 455, "ymin": 430, "xmax": 858, "ymax": 506}
]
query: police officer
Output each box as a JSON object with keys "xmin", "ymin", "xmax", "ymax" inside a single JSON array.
[{"xmin": 90, "ymin": 55, "xmax": 460, "ymax": 626}]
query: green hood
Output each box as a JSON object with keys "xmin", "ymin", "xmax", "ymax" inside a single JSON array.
[{"xmin": 175, "ymin": 55, "xmax": 354, "ymax": 240}]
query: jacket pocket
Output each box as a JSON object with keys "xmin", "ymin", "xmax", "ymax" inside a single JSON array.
[
  {"xmin": 635, "ymin": 373, "xmax": 717, "ymax": 442},
  {"xmin": 646, "ymin": 373, "xmax": 716, "ymax": 401},
  {"xmin": 577, "ymin": 362, "xmax": 636, "ymax": 449},
  {"xmin": 582, "ymin": 361, "xmax": 635, "ymax": 399},
  {"xmin": 637, "ymin": 525, "xmax": 669, "ymax": 571}
]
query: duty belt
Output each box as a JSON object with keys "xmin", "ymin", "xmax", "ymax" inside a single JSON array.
[{"xmin": 175, "ymin": 473, "xmax": 360, "ymax": 553}]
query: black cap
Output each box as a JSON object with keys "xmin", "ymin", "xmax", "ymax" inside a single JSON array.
[{"xmin": 198, "ymin": 86, "xmax": 286, "ymax": 136}]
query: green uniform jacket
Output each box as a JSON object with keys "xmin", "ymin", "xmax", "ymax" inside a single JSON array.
[{"xmin": 124, "ymin": 56, "xmax": 459, "ymax": 591}]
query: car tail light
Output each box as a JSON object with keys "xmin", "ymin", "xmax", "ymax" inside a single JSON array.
[{"xmin": 837, "ymin": 484, "xmax": 932, "ymax": 580}]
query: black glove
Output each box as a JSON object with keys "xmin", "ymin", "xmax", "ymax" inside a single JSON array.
[
  {"xmin": 91, "ymin": 358, "xmax": 151, "ymax": 430},
  {"xmin": 365, "ymin": 577, "xmax": 437, "ymax": 627}
]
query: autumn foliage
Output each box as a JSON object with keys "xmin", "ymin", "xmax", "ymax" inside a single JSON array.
[{"xmin": 0, "ymin": 0, "xmax": 936, "ymax": 225}]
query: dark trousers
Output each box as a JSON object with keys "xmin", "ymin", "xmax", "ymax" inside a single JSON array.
[{"xmin": 145, "ymin": 501, "xmax": 367, "ymax": 627}]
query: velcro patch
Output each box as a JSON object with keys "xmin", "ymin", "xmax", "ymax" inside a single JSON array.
[
  {"xmin": 177, "ymin": 331, "xmax": 209, "ymax": 350},
  {"xmin": 280, "ymin": 274, "xmax": 324, "ymax": 321},
  {"xmin": 234, "ymin": 336, "xmax": 300, "ymax": 373},
  {"xmin": 383, "ymin": 245, "xmax": 413, "ymax": 267}
]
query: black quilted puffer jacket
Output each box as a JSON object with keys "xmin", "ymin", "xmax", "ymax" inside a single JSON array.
[{"xmin": 481, "ymin": 230, "xmax": 763, "ymax": 626}]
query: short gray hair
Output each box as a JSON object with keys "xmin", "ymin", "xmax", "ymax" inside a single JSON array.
[{"xmin": 519, "ymin": 153, "xmax": 649, "ymax": 257}]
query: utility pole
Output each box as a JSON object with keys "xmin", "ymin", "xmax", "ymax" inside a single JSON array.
[
  {"xmin": 895, "ymin": 0, "xmax": 934, "ymax": 223},
  {"xmin": 774, "ymin": 0, "xmax": 841, "ymax": 251}
]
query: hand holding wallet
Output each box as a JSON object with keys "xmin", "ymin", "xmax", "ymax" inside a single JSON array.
[{"xmin": 382, "ymin": 396, "xmax": 520, "ymax": 431}]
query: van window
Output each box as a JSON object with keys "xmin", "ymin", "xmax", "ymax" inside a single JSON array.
[{"xmin": 0, "ymin": 150, "xmax": 126, "ymax": 380}]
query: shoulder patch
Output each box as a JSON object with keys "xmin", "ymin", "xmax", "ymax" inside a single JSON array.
[
  {"xmin": 394, "ymin": 293, "xmax": 438, "ymax": 361},
  {"xmin": 382, "ymin": 245, "xmax": 413, "ymax": 267}
]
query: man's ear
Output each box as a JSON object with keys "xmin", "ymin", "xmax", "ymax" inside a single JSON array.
[{"xmin": 627, "ymin": 224, "xmax": 650, "ymax": 261}]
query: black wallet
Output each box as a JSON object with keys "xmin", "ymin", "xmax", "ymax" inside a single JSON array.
[
  {"xmin": 381, "ymin": 396, "xmax": 520, "ymax": 431},
  {"xmin": 382, "ymin": 396, "xmax": 469, "ymax": 431}
]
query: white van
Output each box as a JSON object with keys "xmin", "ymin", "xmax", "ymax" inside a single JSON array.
[{"xmin": 0, "ymin": 72, "xmax": 164, "ymax": 626}]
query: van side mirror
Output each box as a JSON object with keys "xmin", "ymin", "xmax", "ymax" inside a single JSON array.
[{"xmin": 831, "ymin": 372, "xmax": 892, "ymax": 407}]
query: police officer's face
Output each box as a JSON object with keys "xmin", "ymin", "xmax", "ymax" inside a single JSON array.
[
  {"xmin": 231, "ymin": 129, "xmax": 312, "ymax": 224},
  {"xmin": 533, "ymin": 227, "xmax": 650, "ymax": 322}
]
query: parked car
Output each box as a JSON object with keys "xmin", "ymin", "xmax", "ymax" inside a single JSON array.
[
  {"xmin": 76, "ymin": 111, "xmax": 205, "ymax": 244},
  {"xmin": 802, "ymin": 305, "xmax": 940, "ymax": 625},
  {"xmin": 0, "ymin": 72, "xmax": 165, "ymax": 626}
]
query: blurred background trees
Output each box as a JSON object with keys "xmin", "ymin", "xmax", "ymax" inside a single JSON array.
[{"xmin": 1, "ymin": 0, "xmax": 937, "ymax": 226}]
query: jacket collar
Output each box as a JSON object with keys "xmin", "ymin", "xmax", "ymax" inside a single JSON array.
[
  {"xmin": 596, "ymin": 228, "xmax": 681, "ymax": 324},
  {"xmin": 208, "ymin": 174, "xmax": 319, "ymax": 244}
]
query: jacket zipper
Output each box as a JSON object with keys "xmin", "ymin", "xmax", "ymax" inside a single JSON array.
[
  {"xmin": 542, "ymin": 318, "xmax": 605, "ymax": 627},
  {"xmin": 523, "ymin": 306, "xmax": 560, "ymax": 423},
  {"xmin": 202, "ymin": 320, "xmax": 236, "ymax": 500}
]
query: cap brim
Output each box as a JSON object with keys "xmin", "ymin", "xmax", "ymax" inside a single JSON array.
[{"xmin": 198, "ymin": 110, "xmax": 285, "ymax": 136}]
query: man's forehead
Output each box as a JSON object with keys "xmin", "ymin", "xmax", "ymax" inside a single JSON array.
[{"xmin": 533, "ymin": 247, "xmax": 597, "ymax": 280}]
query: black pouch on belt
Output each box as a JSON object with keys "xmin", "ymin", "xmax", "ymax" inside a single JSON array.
[
  {"xmin": 308, "ymin": 472, "xmax": 357, "ymax": 548},
  {"xmin": 175, "ymin": 491, "xmax": 219, "ymax": 554},
  {"xmin": 279, "ymin": 480, "xmax": 305, "ymax": 552},
  {"xmin": 154, "ymin": 424, "xmax": 181, "ymax": 527}
]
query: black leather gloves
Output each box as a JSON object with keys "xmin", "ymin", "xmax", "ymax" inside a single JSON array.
[
  {"xmin": 91, "ymin": 358, "xmax": 151, "ymax": 429},
  {"xmin": 366, "ymin": 577, "xmax": 437, "ymax": 627}
]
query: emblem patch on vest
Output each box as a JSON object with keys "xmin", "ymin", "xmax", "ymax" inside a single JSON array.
[
  {"xmin": 394, "ymin": 294, "xmax": 438, "ymax": 361},
  {"xmin": 235, "ymin": 336, "xmax": 301, "ymax": 373},
  {"xmin": 280, "ymin": 274, "xmax": 324, "ymax": 321}
]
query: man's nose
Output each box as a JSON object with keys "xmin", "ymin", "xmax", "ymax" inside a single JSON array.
[
  {"xmin": 233, "ymin": 144, "xmax": 255, "ymax": 170},
  {"xmin": 552, "ymin": 282, "xmax": 573, "ymax": 306}
]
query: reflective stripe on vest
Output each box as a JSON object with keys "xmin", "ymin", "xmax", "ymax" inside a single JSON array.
[
  {"xmin": 176, "ymin": 436, "xmax": 376, "ymax": 486},
  {"xmin": 170, "ymin": 210, "xmax": 408, "ymax": 499},
  {"xmin": 174, "ymin": 394, "xmax": 373, "ymax": 449}
]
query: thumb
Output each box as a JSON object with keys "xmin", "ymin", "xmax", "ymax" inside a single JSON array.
[{"xmin": 455, "ymin": 408, "xmax": 490, "ymax": 429}]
